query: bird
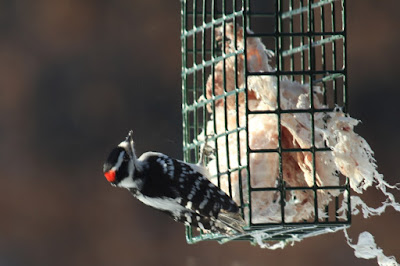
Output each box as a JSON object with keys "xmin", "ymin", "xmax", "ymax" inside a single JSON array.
[{"xmin": 103, "ymin": 131, "xmax": 246, "ymax": 234}]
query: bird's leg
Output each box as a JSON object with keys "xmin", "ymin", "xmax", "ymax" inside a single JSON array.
[{"xmin": 198, "ymin": 135, "xmax": 215, "ymax": 166}]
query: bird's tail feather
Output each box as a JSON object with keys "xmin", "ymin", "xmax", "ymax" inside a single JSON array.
[{"xmin": 218, "ymin": 210, "xmax": 246, "ymax": 233}]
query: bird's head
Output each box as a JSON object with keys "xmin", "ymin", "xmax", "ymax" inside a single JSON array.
[{"xmin": 103, "ymin": 131, "xmax": 136, "ymax": 187}]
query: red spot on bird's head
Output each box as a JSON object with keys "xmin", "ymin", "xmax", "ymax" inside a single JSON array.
[{"xmin": 104, "ymin": 170, "xmax": 116, "ymax": 183}]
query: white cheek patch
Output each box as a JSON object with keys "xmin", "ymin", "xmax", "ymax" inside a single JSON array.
[
  {"xmin": 117, "ymin": 162, "xmax": 141, "ymax": 189},
  {"xmin": 118, "ymin": 141, "xmax": 131, "ymax": 151},
  {"xmin": 111, "ymin": 151, "xmax": 125, "ymax": 172},
  {"xmin": 118, "ymin": 176, "xmax": 140, "ymax": 189}
]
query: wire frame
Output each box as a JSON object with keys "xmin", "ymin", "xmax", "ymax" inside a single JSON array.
[{"xmin": 181, "ymin": 0, "xmax": 350, "ymax": 244}]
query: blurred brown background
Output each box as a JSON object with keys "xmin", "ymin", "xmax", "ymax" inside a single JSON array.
[{"xmin": 0, "ymin": 1, "xmax": 399, "ymax": 265}]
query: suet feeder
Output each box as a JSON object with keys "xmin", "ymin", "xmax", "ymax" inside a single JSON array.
[{"xmin": 181, "ymin": 0, "xmax": 351, "ymax": 245}]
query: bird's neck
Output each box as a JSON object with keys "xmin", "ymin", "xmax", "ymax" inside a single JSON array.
[{"xmin": 117, "ymin": 159, "xmax": 144, "ymax": 189}]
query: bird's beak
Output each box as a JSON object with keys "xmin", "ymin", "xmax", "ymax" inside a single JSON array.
[
  {"xmin": 126, "ymin": 130, "xmax": 135, "ymax": 158},
  {"xmin": 126, "ymin": 130, "xmax": 134, "ymax": 142}
]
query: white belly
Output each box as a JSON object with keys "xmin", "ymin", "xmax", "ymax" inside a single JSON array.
[{"xmin": 135, "ymin": 193, "xmax": 186, "ymax": 217}]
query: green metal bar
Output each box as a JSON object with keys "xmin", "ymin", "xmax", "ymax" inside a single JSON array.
[
  {"xmin": 244, "ymin": 0, "xmax": 251, "ymax": 227},
  {"xmin": 249, "ymin": 146, "xmax": 331, "ymax": 153},
  {"xmin": 234, "ymin": 0, "xmax": 246, "ymax": 219},
  {"xmin": 250, "ymin": 185, "xmax": 350, "ymax": 192},
  {"xmin": 276, "ymin": 0, "xmax": 285, "ymax": 225},
  {"xmin": 248, "ymin": 31, "xmax": 345, "ymax": 37},
  {"xmin": 342, "ymin": 0, "xmax": 348, "ymax": 112},
  {"xmin": 182, "ymin": 95, "xmax": 341, "ymax": 114},
  {"xmin": 289, "ymin": 0, "xmax": 294, "ymax": 73},
  {"xmin": 321, "ymin": 4, "xmax": 328, "ymax": 106},
  {"xmin": 182, "ymin": 0, "xmax": 189, "ymax": 162},
  {"xmin": 248, "ymin": 221, "xmax": 350, "ymax": 228},
  {"xmin": 181, "ymin": 50, "xmax": 244, "ymax": 76},
  {"xmin": 332, "ymin": 0, "xmax": 337, "ymax": 32},
  {"xmin": 187, "ymin": 224, "xmax": 350, "ymax": 244},
  {"xmin": 282, "ymin": 35, "xmax": 344, "ymax": 57},
  {"xmin": 233, "ymin": 0, "xmax": 239, "ymax": 201},
  {"xmin": 193, "ymin": 0, "xmax": 199, "ymax": 161},
  {"xmin": 208, "ymin": 165, "xmax": 248, "ymax": 178},
  {"xmin": 221, "ymin": 0, "xmax": 233, "ymax": 197},
  {"xmin": 211, "ymin": 0, "xmax": 221, "ymax": 188},
  {"xmin": 183, "ymin": 126, "xmax": 246, "ymax": 149},
  {"xmin": 335, "ymin": 195, "xmax": 339, "ymax": 222},
  {"xmin": 342, "ymin": 0, "xmax": 351, "ymax": 224},
  {"xmin": 182, "ymin": 11, "xmax": 243, "ymax": 37},
  {"xmin": 313, "ymin": 72, "xmax": 344, "ymax": 83},
  {"xmin": 308, "ymin": 0, "xmax": 320, "ymax": 224},
  {"xmin": 182, "ymin": 0, "xmax": 192, "ymax": 240},
  {"xmin": 186, "ymin": 11, "xmax": 275, "ymax": 17},
  {"xmin": 185, "ymin": 140, "xmax": 332, "ymax": 153},
  {"xmin": 247, "ymin": 69, "xmax": 344, "ymax": 76},
  {"xmin": 202, "ymin": 0, "xmax": 207, "ymax": 142},
  {"xmin": 183, "ymin": 87, "xmax": 246, "ymax": 112},
  {"xmin": 300, "ymin": 0, "xmax": 306, "ymax": 83},
  {"xmin": 281, "ymin": 0, "xmax": 337, "ymax": 19}
]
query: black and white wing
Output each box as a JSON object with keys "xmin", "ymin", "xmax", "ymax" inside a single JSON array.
[{"xmin": 135, "ymin": 152, "xmax": 245, "ymax": 234}]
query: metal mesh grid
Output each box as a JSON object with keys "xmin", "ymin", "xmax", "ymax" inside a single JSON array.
[{"xmin": 181, "ymin": 0, "xmax": 350, "ymax": 244}]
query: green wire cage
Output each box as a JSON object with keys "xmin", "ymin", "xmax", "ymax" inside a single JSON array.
[{"xmin": 181, "ymin": 0, "xmax": 350, "ymax": 245}]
